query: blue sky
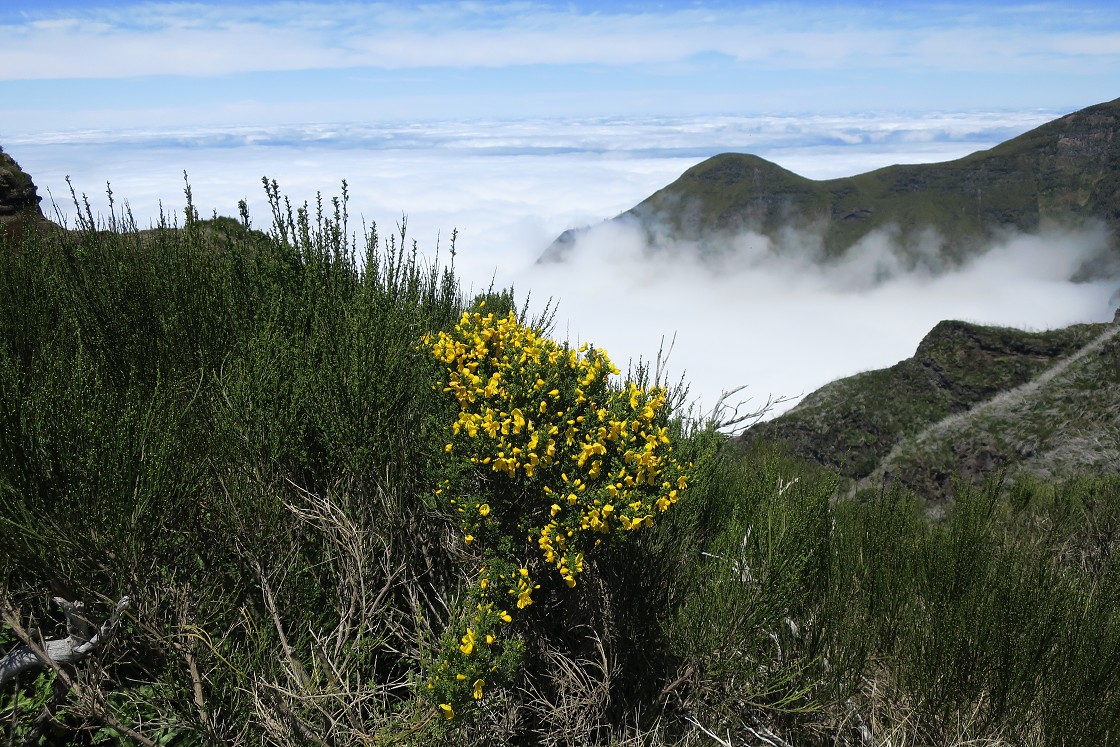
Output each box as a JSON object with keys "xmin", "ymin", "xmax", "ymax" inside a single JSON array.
[{"xmin": 3, "ymin": 1, "xmax": 1119, "ymax": 133}]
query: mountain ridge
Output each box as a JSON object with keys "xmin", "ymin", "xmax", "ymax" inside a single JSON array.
[
  {"xmin": 863, "ymin": 318, "xmax": 1120, "ymax": 500},
  {"xmin": 740, "ymin": 312, "xmax": 1120, "ymax": 500},
  {"xmin": 541, "ymin": 97, "xmax": 1120, "ymax": 274}
]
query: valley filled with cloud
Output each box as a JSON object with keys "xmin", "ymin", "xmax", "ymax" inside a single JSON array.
[{"xmin": 8, "ymin": 110, "xmax": 1116, "ymax": 419}]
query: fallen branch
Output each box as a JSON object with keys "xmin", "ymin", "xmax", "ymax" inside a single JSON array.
[
  {"xmin": 0, "ymin": 595, "xmax": 130, "ymax": 687},
  {"xmin": 1, "ymin": 595, "xmax": 155, "ymax": 747},
  {"xmin": 684, "ymin": 714, "xmax": 733, "ymax": 746}
]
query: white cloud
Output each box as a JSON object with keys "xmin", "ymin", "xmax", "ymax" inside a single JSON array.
[
  {"xmin": 525, "ymin": 220, "xmax": 1117, "ymax": 423},
  {"xmin": 2, "ymin": 2, "xmax": 1119, "ymax": 80}
]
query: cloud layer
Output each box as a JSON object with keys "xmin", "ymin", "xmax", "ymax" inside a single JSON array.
[
  {"xmin": 2, "ymin": 2, "xmax": 1118, "ymax": 129},
  {"xmin": 4, "ymin": 2, "xmax": 1119, "ymax": 80},
  {"xmin": 521, "ymin": 219, "xmax": 1118, "ymax": 421}
]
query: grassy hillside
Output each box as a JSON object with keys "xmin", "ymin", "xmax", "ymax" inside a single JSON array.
[
  {"xmin": 866, "ymin": 322, "xmax": 1120, "ymax": 500},
  {"xmin": 543, "ymin": 97, "xmax": 1120, "ymax": 271},
  {"xmin": 740, "ymin": 320, "xmax": 1110, "ymax": 485},
  {"xmin": 2, "ymin": 178, "xmax": 1119, "ymax": 746}
]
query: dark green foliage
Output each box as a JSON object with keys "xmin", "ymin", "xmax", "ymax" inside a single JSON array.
[
  {"xmin": 1, "ymin": 179, "xmax": 1118, "ymax": 746},
  {"xmin": 821, "ymin": 477, "xmax": 1120, "ymax": 746},
  {"xmin": 657, "ymin": 445, "xmax": 836, "ymax": 732},
  {"xmin": 0, "ymin": 181, "xmax": 464, "ymax": 744}
]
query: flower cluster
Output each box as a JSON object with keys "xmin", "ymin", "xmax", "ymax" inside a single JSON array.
[{"xmin": 423, "ymin": 304, "xmax": 689, "ymax": 719}]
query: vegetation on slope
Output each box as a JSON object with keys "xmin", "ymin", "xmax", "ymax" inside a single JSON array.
[
  {"xmin": 866, "ymin": 322, "xmax": 1120, "ymax": 500},
  {"xmin": 740, "ymin": 319, "xmax": 1110, "ymax": 488},
  {"xmin": 1, "ymin": 179, "xmax": 1118, "ymax": 746}
]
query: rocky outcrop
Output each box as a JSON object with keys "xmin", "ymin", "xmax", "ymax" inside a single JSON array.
[
  {"xmin": 0, "ymin": 147, "xmax": 45, "ymax": 221},
  {"xmin": 1, "ymin": 147, "xmax": 55, "ymax": 244}
]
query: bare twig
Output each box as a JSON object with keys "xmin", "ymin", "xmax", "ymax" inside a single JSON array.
[
  {"xmin": 708, "ymin": 388, "xmax": 798, "ymax": 436},
  {"xmin": 653, "ymin": 332, "xmax": 678, "ymax": 388},
  {"xmin": 248, "ymin": 558, "xmax": 309, "ymax": 690},
  {"xmin": 684, "ymin": 714, "xmax": 733, "ymax": 746},
  {"xmin": 744, "ymin": 722, "xmax": 794, "ymax": 747}
]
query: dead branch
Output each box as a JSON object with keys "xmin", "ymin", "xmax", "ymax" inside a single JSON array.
[
  {"xmin": 0, "ymin": 596, "xmax": 156, "ymax": 747},
  {"xmin": 0, "ymin": 596, "xmax": 130, "ymax": 687},
  {"xmin": 709, "ymin": 388, "xmax": 798, "ymax": 436}
]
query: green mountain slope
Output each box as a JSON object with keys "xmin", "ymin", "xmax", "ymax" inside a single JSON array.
[
  {"xmin": 865, "ymin": 321, "xmax": 1120, "ymax": 499},
  {"xmin": 543, "ymin": 97, "xmax": 1120, "ymax": 272},
  {"xmin": 740, "ymin": 315, "xmax": 1120, "ymax": 499}
]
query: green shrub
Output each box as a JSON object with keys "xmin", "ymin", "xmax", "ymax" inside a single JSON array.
[
  {"xmin": 2, "ymin": 178, "xmax": 1118, "ymax": 746},
  {"xmin": 422, "ymin": 305, "xmax": 693, "ymax": 725}
]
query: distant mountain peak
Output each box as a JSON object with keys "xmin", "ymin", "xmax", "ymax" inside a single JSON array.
[{"xmin": 540, "ymin": 97, "xmax": 1120, "ymax": 275}]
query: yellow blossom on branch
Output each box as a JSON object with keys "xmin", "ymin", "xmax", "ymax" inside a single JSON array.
[{"xmin": 423, "ymin": 306, "xmax": 691, "ymax": 719}]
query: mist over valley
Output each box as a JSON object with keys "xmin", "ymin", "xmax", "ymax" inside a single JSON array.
[{"xmin": 5, "ymin": 104, "xmax": 1119, "ymax": 422}]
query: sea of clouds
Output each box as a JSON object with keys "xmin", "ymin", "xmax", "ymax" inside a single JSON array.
[{"xmin": 5, "ymin": 110, "xmax": 1117, "ymax": 421}]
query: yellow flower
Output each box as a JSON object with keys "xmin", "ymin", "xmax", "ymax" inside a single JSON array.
[
  {"xmin": 464, "ymin": 534, "xmax": 474, "ymax": 545},
  {"xmin": 459, "ymin": 628, "xmax": 476, "ymax": 655},
  {"xmin": 440, "ymin": 703, "xmax": 454, "ymax": 720},
  {"xmin": 500, "ymin": 611, "xmax": 512, "ymax": 623},
  {"xmin": 473, "ymin": 679, "xmax": 485, "ymax": 700},
  {"xmin": 479, "ymin": 504, "xmax": 491, "ymax": 517}
]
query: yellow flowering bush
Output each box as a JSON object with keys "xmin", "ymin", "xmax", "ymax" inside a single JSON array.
[{"xmin": 422, "ymin": 303, "xmax": 690, "ymax": 719}]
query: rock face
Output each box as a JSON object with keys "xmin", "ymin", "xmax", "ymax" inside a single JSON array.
[
  {"xmin": 0, "ymin": 147, "xmax": 45, "ymax": 222},
  {"xmin": 541, "ymin": 97, "xmax": 1120, "ymax": 273},
  {"xmin": 0, "ymin": 147, "xmax": 53, "ymax": 244}
]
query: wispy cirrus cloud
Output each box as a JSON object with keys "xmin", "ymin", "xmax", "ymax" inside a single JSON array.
[
  {"xmin": 3, "ymin": 2, "xmax": 1119, "ymax": 80},
  {"xmin": 2, "ymin": 2, "xmax": 1117, "ymax": 130}
]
